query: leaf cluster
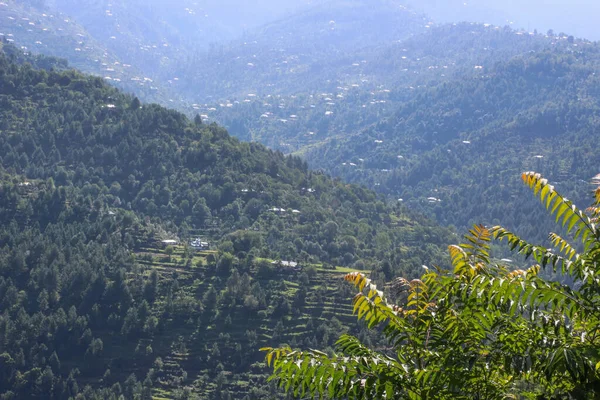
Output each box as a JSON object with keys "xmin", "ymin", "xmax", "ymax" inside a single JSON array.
[{"xmin": 264, "ymin": 172, "xmax": 600, "ymax": 399}]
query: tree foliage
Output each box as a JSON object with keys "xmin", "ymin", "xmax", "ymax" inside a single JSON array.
[{"xmin": 264, "ymin": 171, "xmax": 600, "ymax": 398}]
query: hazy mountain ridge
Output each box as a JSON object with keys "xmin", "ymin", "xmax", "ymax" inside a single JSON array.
[
  {"xmin": 173, "ymin": 0, "xmax": 430, "ymax": 102},
  {"xmin": 407, "ymin": 0, "xmax": 600, "ymax": 41},
  {"xmin": 0, "ymin": 0, "xmax": 318, "ymax": 108},
  {"xmin": 0, "ymin": 0, "xmax": 430, "ymax": 108},
  {"xmin": 303, "ymin": 43, "xmax": 600, "ymax": 239},
  {"xmin": 0, "ymin": 0, "xmax": 178, "ymax": 104},
  {"xmin": 197, "ymin": 23, "xmax": 557, "ymax": 151}
]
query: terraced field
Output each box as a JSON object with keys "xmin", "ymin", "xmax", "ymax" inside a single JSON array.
[{"xmin": 121, "ymin": 243, "xmax": 369, "ymax": 398}]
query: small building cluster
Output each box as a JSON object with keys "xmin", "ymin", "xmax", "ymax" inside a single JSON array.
[
  {"xmin": 189, "ymin": 238, "xmax": 209, "ymax": 250},
  {"xmin": 271, "ymin": 260, "xmax": 302, "ymax": 272},
  {"xmin": 271, "ymin": 207, "xmax": 301, "ymax": 215}
]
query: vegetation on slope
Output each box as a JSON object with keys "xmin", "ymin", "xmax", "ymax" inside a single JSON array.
[
  {"xmin": 0, "ymin": 0, "xmax": 177, "ymax": 103},
  {"xmin": 265, "ymin": 172, "xmax": 600, "ymax": 398},
  {"xmin": 173, "ymin": 0, "xmax": 428, "ymax": 101},
  {"xmin": 303, "ymin": 34, "xmax": 600, "ymax": 240},
  {"xmin": 178, "ymin": 22, "xmax": 598, "ymax": 248},
  {"xmin": 0, "ymin": 44, "xmax": 451, "ymax": 398},
  {"xmin": 199, "ymin": 23, "xmax": 556, "ymax": 151},
  {"xmin": 1, "ymin": 0, "xmax": 427, "ymax": 110}
]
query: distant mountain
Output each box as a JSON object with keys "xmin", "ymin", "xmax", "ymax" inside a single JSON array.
[
  {"xmin": 0, "ymin": 0, "xmax": 316, "ymax": 106},
  {"xmin": 303, "ymin": 37, "xmax": 600, "ymax": 241},
  {"xmin": 46, "ymin": 0, "xmax": 308, "ymax": 79},
  {"xmin": 0, "ymin": 0, "xmax": 177, "ymax": 103},
  {"xmin": 200, "ymin": 23, "xmax": 554, "ymax": 151},
  {"xmin": 50, "ymin": 0, "xmax": 312, "ymax": 44},
  {"xmin": 0, "ymin": 0, "xmax": 429, "ymax": 107},
  {"xmin": 173, "ymin": 0, "xmax": 430, "ymax": 102},
  {"xmin": 406, "ymin": 0, "xmax": 600, "ymax": 41}
]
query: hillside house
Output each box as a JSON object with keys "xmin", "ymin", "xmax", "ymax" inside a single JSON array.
[
  {"xmin": 271, "ymin": 260, "xmax": 302, "ymax": 272},
  {"xmin": 189, "ymin": 238, "xmax": 210, "ymax": 250}
]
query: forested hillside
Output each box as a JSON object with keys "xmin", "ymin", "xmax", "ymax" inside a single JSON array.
[
  {"xmin": 200, "ymin": 23, "xmax": 554, "ymax": 150},
  {"xmin": 0, "ymin": 0, "xmax": 176, "ymax": 104},
  {"xmin": 184, "ymin": 22, "xmax": 600, "ymax": 245},
  {"xmin": 304, "ymin": 39, "xmax": 600, "ymax": 240},
  {"xmin": 0, "ymin": 0, "xmax": 429, "ymax": 110},
  {"xmin": 3, "ymin": 0, "xmax": 597, "ymax": 256},
  {"xmin": 3, "ymin": 0, "xmax": 600, "ymax": 398},
  {"xmin": 173, "ymin": 0, "xmax": 429, "ymax": 101},
  {"xmin": 0, "ymin": 44, "xmax": 452, "ymax": 398}
]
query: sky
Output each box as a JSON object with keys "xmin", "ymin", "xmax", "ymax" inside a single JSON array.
[
  {"xmin": 33, "ymin": 0, "xmax": 600, "ymax": 42},
  {"xmin": 409, "ymin": 0, "xmax": 600, "ymax": 40},
  {"xmin": 216, "ymin": 0, "xmax": 600, "ymax": 41}
]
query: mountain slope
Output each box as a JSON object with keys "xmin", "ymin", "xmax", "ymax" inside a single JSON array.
[
  {"xmin": 406, "ymin": 0, "xmax": 600, "ymax": 41},
  {"xmin": 174, "ymin": 0, "xmax": 430, "ymax": 102},
  {"xmin": 0, "ymin": 0, "xmax": 312, "ymax": 106},
  {"xmin": 50, "ymin": 0, "xmax": 311, "ymax": 46},
  {"xmin": 304, "ymin": 40, "xmax": 600, "ymax": 241},
  {"xmin": 0, "ymin": 0, "xmax": 430, "ymax": 109},
  {"xmin": 199, "ymin": 23, "xmax": 555, "ymax": 151},
  {"xmin": 0, "ymin": 0, "xmax": 177, "ymax": 103},
  {"xmin": 0, "ymin": 44, "xmax": 452, "ymax": 398}
]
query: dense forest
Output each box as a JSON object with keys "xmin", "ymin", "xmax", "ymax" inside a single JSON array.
[
  {"xmin": 0, "ymin": 43, "xmax": 452, "ymax": 398},
  {"xmin": 304, "ymin": 37, "xmax": 600, "ymax": 240},
  {"xmin": 176, "ymin": 22, "xmax": 599, "ymax": 245},
  {"xmin": 199, "ymin": 23, "xmax": 555, "ymax": 150}
]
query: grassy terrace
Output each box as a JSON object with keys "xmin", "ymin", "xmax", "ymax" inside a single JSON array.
[{"xmin": 123, "ymin": 244, "xmax": 368, "ymax": 398}]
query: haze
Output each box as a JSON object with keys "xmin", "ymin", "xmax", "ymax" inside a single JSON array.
[
  {"xmin": 409, "ymin": 0, "xmax": 600, "ymax": 40},
  {"xmin": 172, "ymin": 0, "xmax": 600, "ymax": 41}
]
